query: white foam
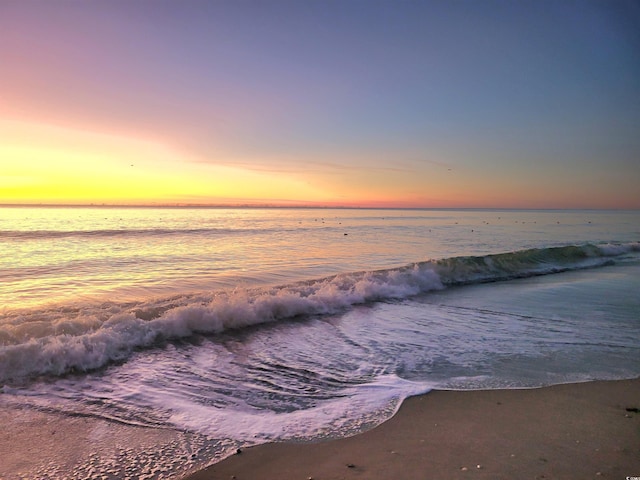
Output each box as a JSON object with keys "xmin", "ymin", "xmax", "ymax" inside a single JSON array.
[
  {"xmin": 597, "ymin": 242, "xmax": 640, "ymax": 256},
  {"xmin": 0, "ymin": 267, "xmax": 444, "ymax": 383},
  {"xmin": 165, "ymin": 375, "xmax": 432, "ymax": 442},
  {"xmin": 2, "ymin": 242, "xmax": 637, "ymax": 383}
]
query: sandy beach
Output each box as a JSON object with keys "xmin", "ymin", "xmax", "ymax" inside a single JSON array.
[{"xmin": 186, "ymin": 378, "xmax": 640, "ymax": 480}]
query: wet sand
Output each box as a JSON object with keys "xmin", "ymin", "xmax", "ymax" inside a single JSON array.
[
  {"xmin": 186, "ymin": 378, "xmax": 640, "ymax": 480},
  {"xmin": 0, "ymin": 403, "xmax": 213, "ymax": 479}
]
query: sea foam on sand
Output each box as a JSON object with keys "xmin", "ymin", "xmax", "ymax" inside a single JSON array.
[{"xmin": 186, "ymin": 378, "xmax": 640, "ymax": 480}]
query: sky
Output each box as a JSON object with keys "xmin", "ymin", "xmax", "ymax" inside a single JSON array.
[{"xmin": 1, "ymin": 0, "xmax": 639, "ymax": 208}]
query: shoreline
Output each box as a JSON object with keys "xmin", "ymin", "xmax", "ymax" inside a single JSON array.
[{"xmin": 185, "ymin": 378, "xmax": 640, "ymax": 480}]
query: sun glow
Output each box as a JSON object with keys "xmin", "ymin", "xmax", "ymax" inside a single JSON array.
[{"xmin": 0, "ymin": 119, "xmax": 331, "ymax": 205}]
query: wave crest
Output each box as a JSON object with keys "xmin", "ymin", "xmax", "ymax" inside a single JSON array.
[{"xmin": 1, "ymin": 242, "xmax": 637, "ymax": 383}]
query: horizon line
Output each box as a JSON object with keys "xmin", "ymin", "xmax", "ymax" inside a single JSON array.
[{"xmin": 0, "ymin": 202, "xmax": 636, "ymax": 211}]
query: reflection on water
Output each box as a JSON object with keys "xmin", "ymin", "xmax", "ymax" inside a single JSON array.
[{"xmin": 2, "ymin": 207, "xmax": 638, "ymax": 309}]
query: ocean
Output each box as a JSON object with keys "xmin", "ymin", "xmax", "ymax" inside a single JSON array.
[{"xmin": 1, "ymin": 207, "xmax": 639, "ymax": 479}]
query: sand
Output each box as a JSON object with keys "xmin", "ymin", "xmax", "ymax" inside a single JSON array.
[
  {"xmin": 0, "ymin": 404, "xmax": 214, "ymax": 479},
  {"xmin": 185, "ymin": 378, "xmax": 640, "ymax": 480}
]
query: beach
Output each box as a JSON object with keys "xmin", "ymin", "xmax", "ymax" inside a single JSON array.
[
  {"xmin": 3, "ymin": 0, "xmax": 640, "ymax": 477},
  {"xmin": 187, "ymin": 378, "xmax": 640, "ymax": 480},
  {"xmin": 2, "ymin": 207, "xmax": 639, "ymax": 479}
]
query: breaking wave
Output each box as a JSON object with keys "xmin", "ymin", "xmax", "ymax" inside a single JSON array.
[{"xmin": 1, "ymin": 242, "xmax": 637, "ymax": 384}]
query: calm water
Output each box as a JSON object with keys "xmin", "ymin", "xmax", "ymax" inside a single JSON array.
[{"xmin": 1, "ymin": 207, "xmax": 639, "ymax": 479}]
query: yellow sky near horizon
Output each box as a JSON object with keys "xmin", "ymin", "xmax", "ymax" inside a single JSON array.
[
  {"xmin": 2, "ymin": 117, "xmax": 639, "ymax": 209},
  {"xmin": 0, "ymin": 118, "xmax": 468, "ymax": 208},
  {"xmin": 1, "ymin": 119, "xmax": 340, "ymax": 206}
]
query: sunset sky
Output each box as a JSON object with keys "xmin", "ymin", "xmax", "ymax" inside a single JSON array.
[{"xmin": 1, "ymin": 0, "xmax": 639, "ymax": 208}]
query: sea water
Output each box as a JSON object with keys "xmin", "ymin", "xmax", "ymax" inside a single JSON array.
[{"xmin": 1, "ymin": 207, "xmax": 639, "ymax": 479}]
